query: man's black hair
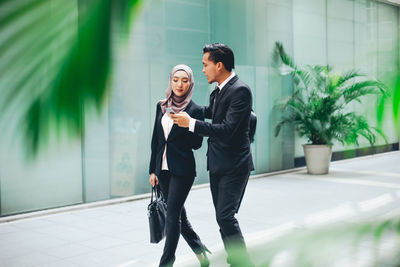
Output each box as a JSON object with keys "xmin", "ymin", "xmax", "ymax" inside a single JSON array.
[{"xmin": 202, "ymin": 43, "xmax": 235, "ymax": 72}]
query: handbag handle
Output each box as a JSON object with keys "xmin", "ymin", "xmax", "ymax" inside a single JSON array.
[
  {"xmin": 150, "ymin": 184, "xmax": 165, "ymax": 203},
  {"xmin": 150, "ymin": 185, "xmax": 156, "ymax": 203},
  {"xmin": 156, "ymin": 184, "xmax": 165, "ymax": 200}
]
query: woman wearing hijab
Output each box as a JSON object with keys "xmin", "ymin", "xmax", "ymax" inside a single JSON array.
[{"xmin": 149, "ymin": 64, "xmax": 210, "ymax": 267}]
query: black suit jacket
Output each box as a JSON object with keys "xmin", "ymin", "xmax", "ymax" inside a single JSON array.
[
  {"xmin": 195, "ymin": 75, "xmax": 254, "ymax": 175},
  {"xmin": 149, "ymin": 100, "xmax": 204, "ymax": 178}
]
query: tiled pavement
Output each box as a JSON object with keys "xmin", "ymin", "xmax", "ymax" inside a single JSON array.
[{"xmin": 0, "ymin": 151, "xmax": 399, "ymax": 267}]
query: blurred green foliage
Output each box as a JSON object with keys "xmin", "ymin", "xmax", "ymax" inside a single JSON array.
[
  {"xmin": 252, "ymin": 215, "xmax": 400, "ymax": 266},
  {"xmin": 0, "ymin": 0, "xmax": 142, "ymax": 159},
  {"xmin": 377, "ymin": 75, "xmax": 400, "ymax": 134},
  {"xmin": 205, "ymin": 215, "xmax": 400, "ymax": 266}
]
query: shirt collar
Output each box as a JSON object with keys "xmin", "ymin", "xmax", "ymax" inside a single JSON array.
[{"xmin": 217, "ymin": 71, "xmax": 236, "ymax": 91}]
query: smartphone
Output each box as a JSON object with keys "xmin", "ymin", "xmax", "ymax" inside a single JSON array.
[{"xmin": 166, "ymin": 107, "xmax": 175, "ymax": 114}]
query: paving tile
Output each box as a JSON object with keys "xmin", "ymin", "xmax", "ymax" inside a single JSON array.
[
  {"xmin": 19, "ymin": 234, "xmax": 70, "ymax": 250},
  {"xmin": 111, "ymin": 229, "xmax": 149, "ymax": 243},
  {"xmin": 67, "ymin": 250, "xmax": 128, "ymax": 267},
  {"xmin": 61, "ymin": 217, "xmax": 104, "ymax": 231},
  {"xmin": 81, "ymin": 221, "xmax": 133, "ymax": 236},
  {"xmin": 33, "ymin": 259, "xmax": 83, "ymax": 267},
  {"xmin": 0, "ymin": 231, "xmax": 47, "ymax": 246},
  {"xmin": 13, "ymin": 219, "xmax": 57, "ymax": 230},
  {"xmin": 1, "ymin": 252, "xmax": 59, "ymax": 267},
  {"xmin": 44, "ymin": 214, "xmax": 83, "ymax": 224},
  {"xmin": 0, "ymin": 152, "xmax": 399, "ymax": 266},
  {"xmin": 33, "ymin": 225, "xmax": 98, "ymax": 242},
  {"xmin": 0, "ymin": 243, "xmax": 33, "ymax": 261},
  {"xmin": 79, "ymin": 236, "xmax": 131, "ymax": 250},
  {"xmin": 73, "ymin": 209, "xmax": 115, "ymax": 219},
  {"xmin": 45, "ymin": 243, "xmax": 96, "ymax": 259},
  {"xmin": 0, "ymin": 223, "xmax": 21, "ymax": 234}
]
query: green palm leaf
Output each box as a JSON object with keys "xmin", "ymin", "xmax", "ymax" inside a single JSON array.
[
  {"xmin": 273, "ymin": 41, "xmax": 314, "ymax": 93},
  {"xmin": 341, "ymin": 80, "xmax": 388, "ymax": 104},
  {"xmin": 273, "ymin": 41, "xmax": 296, "ymax": 70},
  {"xmin": 336, "ymin": 69, "xmax": 365, "ymax": 87},
  {"xmin": 273, "ymin": 42, "xmax": 388, "ymax": 146},
  {"xmin": 0, "ymin": 0, "xmax": 142, "ymax": 159}
]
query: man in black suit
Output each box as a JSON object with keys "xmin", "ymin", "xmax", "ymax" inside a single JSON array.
[{"xmin": 171, "ymin": 43, "xmax": 254, "ymax": 266}]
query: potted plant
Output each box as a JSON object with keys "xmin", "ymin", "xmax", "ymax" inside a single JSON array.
[{"xmin": 273, "ymin": 42, "xmax": 388, "ymax": 174}]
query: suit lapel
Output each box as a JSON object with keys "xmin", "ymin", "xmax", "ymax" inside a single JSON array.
[
  {"xmin": 212, "ymin": 75, "xmax": 238, "ymax": 120},
  {"xmin": 157, "ymin": 106, "xmax": 165, "ymax": 139},
  {"xmin": 167, "ymin": 124, "xmax": 178, "ymax": 140}
]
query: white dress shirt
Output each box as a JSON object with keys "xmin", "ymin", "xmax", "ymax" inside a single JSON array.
[
  {"xmin": 161, "ymin": 113, "xmax": 174, "ymax": 170},
  {"xmin": 189, "ymin": 71, "xmax": 236, "ymax": 132},
  {"xmin": 217, "ymin": 71, "xmax": 236, "ymax": 92}
]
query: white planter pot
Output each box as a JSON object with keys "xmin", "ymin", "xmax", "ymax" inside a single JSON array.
[{"xmin": 302, "ymin": 144, "xmax": 333, "ymax": 175}]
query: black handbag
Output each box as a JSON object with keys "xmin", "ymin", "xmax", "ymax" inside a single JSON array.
[{"xmin": 147, "ymin": 184, "xmax": 167, "ymax": 243}]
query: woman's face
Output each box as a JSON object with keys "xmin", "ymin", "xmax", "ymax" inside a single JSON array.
[{"xmin": 171, "ymin": 70, "xmax": 190, "ymax": 97}]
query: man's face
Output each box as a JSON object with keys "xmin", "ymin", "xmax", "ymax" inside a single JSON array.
[{"xmin": 202, "ymin": 52, "xmax": 218, "ymax": 84}]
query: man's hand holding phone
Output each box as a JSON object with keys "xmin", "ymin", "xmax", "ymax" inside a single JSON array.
[{"xmin": 171, "ymin": 111, "xmax": 191, "ymax": 128}]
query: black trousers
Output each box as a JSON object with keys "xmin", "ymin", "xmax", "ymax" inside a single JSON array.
[
  {"xmin": 210, "ymin": 172, "xmax": 254, "ymax": 267},
  {"xmin": 158, "ymin": 170, "xmax": 204, "ymax": 267}
]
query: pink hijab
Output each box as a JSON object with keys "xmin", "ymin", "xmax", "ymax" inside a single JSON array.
[{"xmin": 160, "ymin": 64, "xmax": 194, "ymax": 114}]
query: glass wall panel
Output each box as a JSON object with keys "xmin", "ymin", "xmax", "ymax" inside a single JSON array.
[
  {"xmin": 0, "ymin": 0, "xmax": 83, "ymax": 215},
  {"xmin": 0, "ymin": 0, "xmax": 399, "ymax": 215},
  {"xmin": 83, "ymin": 105, "xmax": 110, "ymax": 202},
  {"xmin": 265, "ymin": 0, "xmax": 295, "ymax": 171},
  {"xmin": 354, "ymin": 0, "xmax": 379, "ymax": 148},
  {"xmin": 377, "ymin": 2, "xmax": 399, "ymax": 143},
  {"xmin": 327, "ymin": 0, "xmax": 356, "ymax": 152},
  {"xmin": 0, "ymin": 135, "xmax": 83, "ymax": 216},
  {"xmin": 327, "ymin": 0, "xmax": 355, "ymax": 69},
  {"xmin": 292, "ymin": 0, "xmax": 327, "ymax": 157},
  {"xmin": 293, "ymin": 0, "xmax": 327, "ymax": 65}
]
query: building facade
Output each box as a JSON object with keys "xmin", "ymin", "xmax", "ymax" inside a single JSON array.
[{"xmin": 0, "ymin": 0, "xmax": 399, "ymax": 216}]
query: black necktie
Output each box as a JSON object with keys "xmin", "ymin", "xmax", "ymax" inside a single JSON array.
[
  {"xmin": 212, "ymin": 86, "xmax": 220, "ymax": 115},
  {"xmin": 214, "ymin": 86, "xmax": 220, "ymax": 102},
  {"xmin": 211, "ymin": 86, "xmax": 219, "ymax": 96}
]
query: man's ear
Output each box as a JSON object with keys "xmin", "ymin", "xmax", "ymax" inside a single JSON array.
[{"xmin": 216, "ymin": 62, "xmax": 223, "ymax": 71}]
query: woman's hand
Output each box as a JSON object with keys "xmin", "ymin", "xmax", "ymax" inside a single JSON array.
[{"xmin": 149, "ymin": 173, "xmax": 158, "ymax": 187}]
